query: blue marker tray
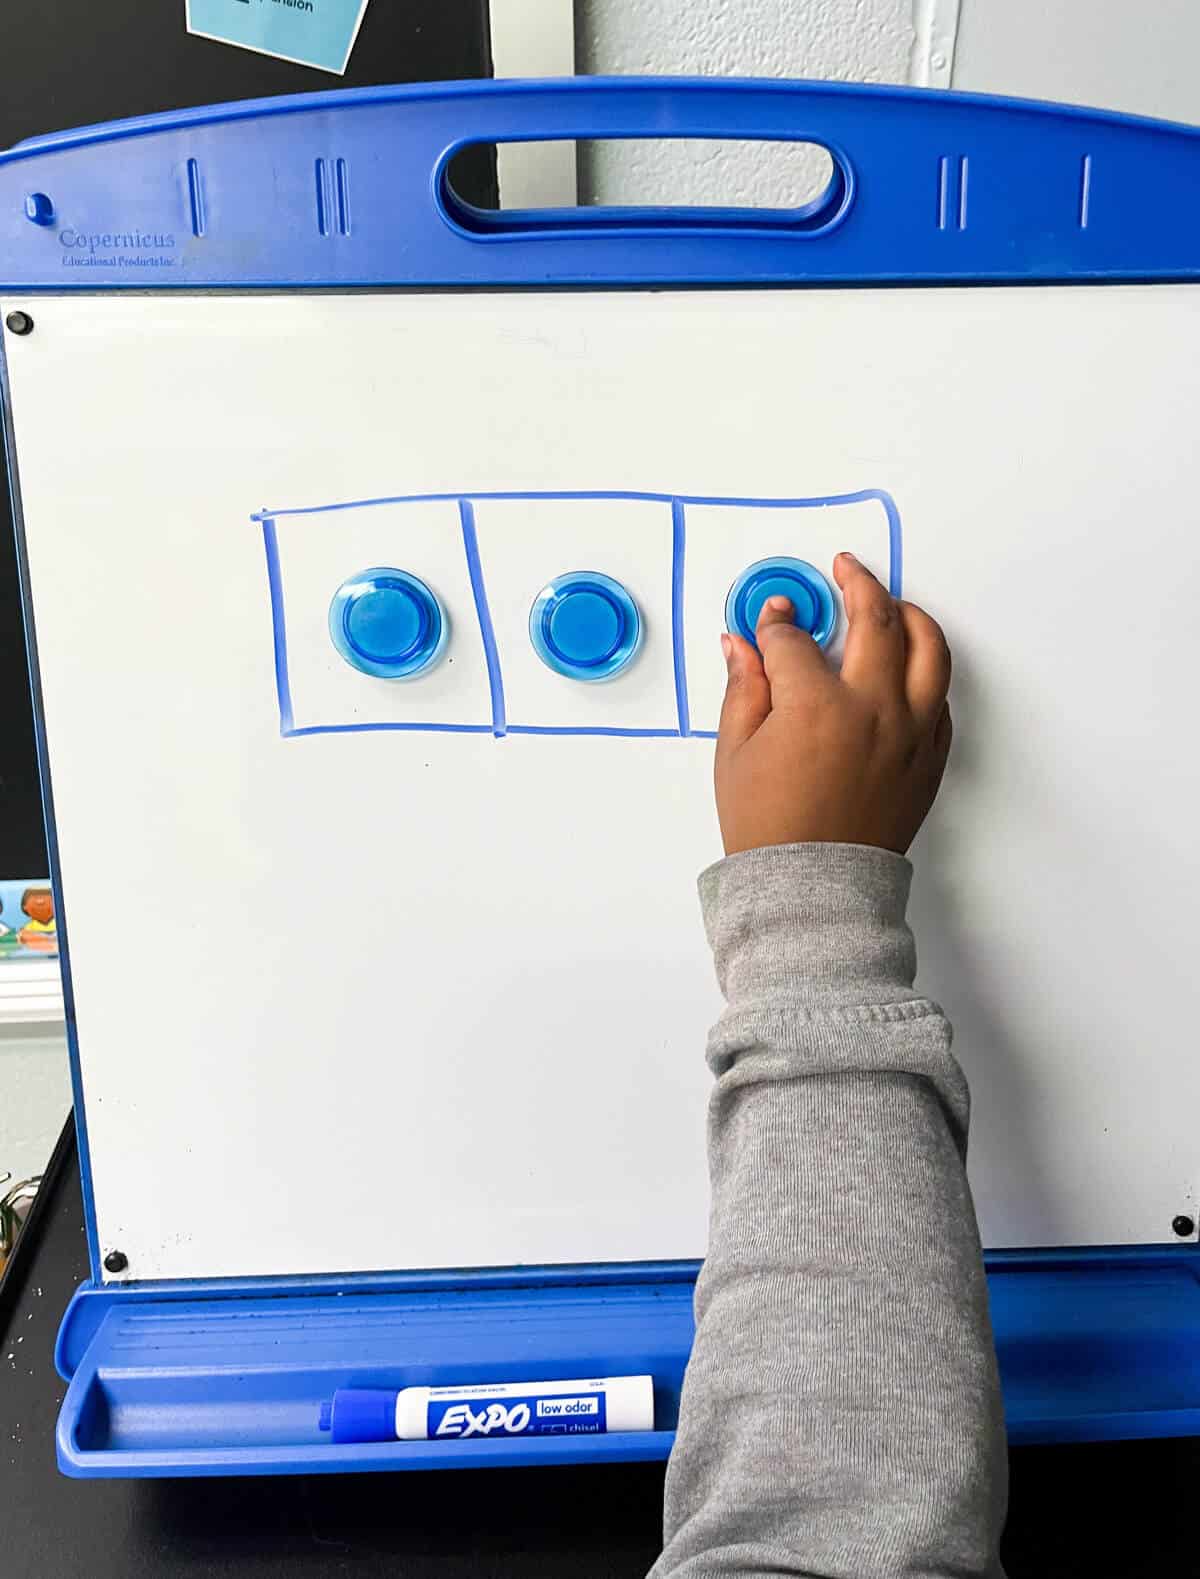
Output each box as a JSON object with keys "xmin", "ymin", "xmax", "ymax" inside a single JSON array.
[
  {"xmin": 5, "ymin": 77, "xmax": 1200, "ymax": 1477},
  {"xmin": 50, "ymin": 1248, "xmax": 1200, "ymax": 1475}
]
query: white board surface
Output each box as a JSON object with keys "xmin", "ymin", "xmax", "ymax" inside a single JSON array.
[{"xmin": 3, "ymin": 287, "xmax": 1198, "ymax": 1282}]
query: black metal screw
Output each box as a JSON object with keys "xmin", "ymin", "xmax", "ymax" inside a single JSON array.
[
  {"xmin": 4, "ymin": 309, "xmax": 33, "ymax": 336},
  {"xmin": 1171, "ymin": 1215, "xmax": 1195, "ymax": 1239},
  {"xmin": 103, "ymin": 1249, "xmax": 128, "ymax": 1273}
]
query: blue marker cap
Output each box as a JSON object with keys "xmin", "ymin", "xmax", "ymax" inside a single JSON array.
[
  {"xmin": 318, "ymin": 1387, "xmax": 398, "ymax": 1444},
  {"xmin": 725, "ymin": 557, "xmax": 837, "ymax": 649},
  {"xmin": 529, "ymin": 571, "xmax": 642, "ymax": 681},
  {"xmin": 329, "ymin": 567, "xmax": 447, "ymax": 679}
]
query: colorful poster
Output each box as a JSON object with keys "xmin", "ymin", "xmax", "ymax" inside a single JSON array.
[
  {"xmin": 0, "ymin": 879, "xmax": 57, "ymax": 959},
  {"xmin": 186, "ymin": 0, "xmax": 371, "ymax": 76}
]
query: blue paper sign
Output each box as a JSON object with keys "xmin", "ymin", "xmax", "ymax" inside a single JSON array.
[{"xmin": 186, "ymin": 0, "xmax": 370, "ymax": 76}]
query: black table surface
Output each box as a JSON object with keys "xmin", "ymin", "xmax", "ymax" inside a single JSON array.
[{"xmin": 3, "ymin": 1126, "xmax": 1198, "ymax": 1579}]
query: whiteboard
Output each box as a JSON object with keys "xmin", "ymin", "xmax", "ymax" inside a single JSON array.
[{"xmin": 4, "ymin": 287, "xmax": 1198, "ymax": 1282}]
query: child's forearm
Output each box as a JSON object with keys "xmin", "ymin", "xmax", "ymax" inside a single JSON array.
[{"xmin": 653, "ymin": 842, "xmax": 1007, "ymax": 1579}]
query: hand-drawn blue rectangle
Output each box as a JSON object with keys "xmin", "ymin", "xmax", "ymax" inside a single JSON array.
[{"xmin": 256, "ymin": 488, "xmax": 902, "ymax": 741}]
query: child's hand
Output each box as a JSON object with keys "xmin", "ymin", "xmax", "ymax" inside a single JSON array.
[{"xmin": 715, "ymin": 553, "xmax": 952, "ymax": 857}]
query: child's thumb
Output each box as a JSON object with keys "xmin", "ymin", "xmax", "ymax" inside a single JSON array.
[{"xmin": 715, "ymin": 633, "xmax": 771, "ymax": 759}]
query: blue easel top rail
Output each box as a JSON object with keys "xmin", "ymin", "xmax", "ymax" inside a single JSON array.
[{"xmin": 2, "ymin": 76, "xmax": 1200, "ymax": 289}]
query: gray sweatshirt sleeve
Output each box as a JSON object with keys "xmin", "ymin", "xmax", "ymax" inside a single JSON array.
[{"xmin": 652, "ymin": 842, "xmax": 1007, "ymax": 1579}]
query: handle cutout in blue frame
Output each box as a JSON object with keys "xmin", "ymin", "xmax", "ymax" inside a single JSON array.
[{"xmin": 441, "ymin": 136, "xmax": 853, "ymax": 237}]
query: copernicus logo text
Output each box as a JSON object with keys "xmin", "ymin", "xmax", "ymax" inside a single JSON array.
[{"xmin": 60, "ymin": 229, "xmax": 177, "ymax": 254}]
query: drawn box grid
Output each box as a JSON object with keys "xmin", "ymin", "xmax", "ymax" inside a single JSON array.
[{"xmin": 257, "ymin": 488, "xmax": 902, "ymax": 740}]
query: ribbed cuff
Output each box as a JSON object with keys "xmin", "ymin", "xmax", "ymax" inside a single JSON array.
[{"xmin": 698, "ymin": 842, "xmax": 920, "ymax": 1010}]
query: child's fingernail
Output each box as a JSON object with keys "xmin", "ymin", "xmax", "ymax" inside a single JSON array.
[
  {"xmin": 766, "ymin": 595, "xmax": 792, "ymax": 612},
  {"xmin": 840, "ymin": 551, "xmax": 859, "ymax": 564},
  {"xmin": 720, "ymin": 633, "xmax": 733, "ymax": 663}
]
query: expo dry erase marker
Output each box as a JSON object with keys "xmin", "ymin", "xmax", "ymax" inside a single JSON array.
[{"xmin": 318, "ymin": 1375, "xmax": 654, "ymax": 1443}]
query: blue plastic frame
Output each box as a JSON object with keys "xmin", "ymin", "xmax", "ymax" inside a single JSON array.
[
  {"xmin": 4, "ymin": 77, "xmax": 1200, "ymax": 289},
  {"xmin": 0, "ymin": 324, "xmax": 99, "ymax": 1281},
  {"xmin": 3, "ymin": 77, "xmax": 1200, "ymax": 1475}
]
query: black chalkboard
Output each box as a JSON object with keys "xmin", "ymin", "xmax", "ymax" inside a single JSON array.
[{"xmin": 0, "ymin": 0, "xmax": 495, "ymax": 874}]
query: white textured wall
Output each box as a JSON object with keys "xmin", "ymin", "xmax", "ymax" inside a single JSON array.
[
  {"xmin": 489, "ymin": 0, "xmax": 578, "ymax": 205},
  {"xmin": 952, "ymin": 0, "xmax": 1200, "ymax": 124},
  {"xmin": 577, "ymin": 0, "xmax": 918, "ymax": 83},
  {"xmin": 576, "ymin": 0, "xmax": 943, "ymax": 204},
  {"xmin": 576, "ymin": 0, "xmax": 1200, "ymax": 207}
]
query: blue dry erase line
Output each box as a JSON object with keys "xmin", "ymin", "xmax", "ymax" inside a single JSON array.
[{"xmin": 319, "ymin": 1374, "xmax": 654, "ymax": 1443}]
